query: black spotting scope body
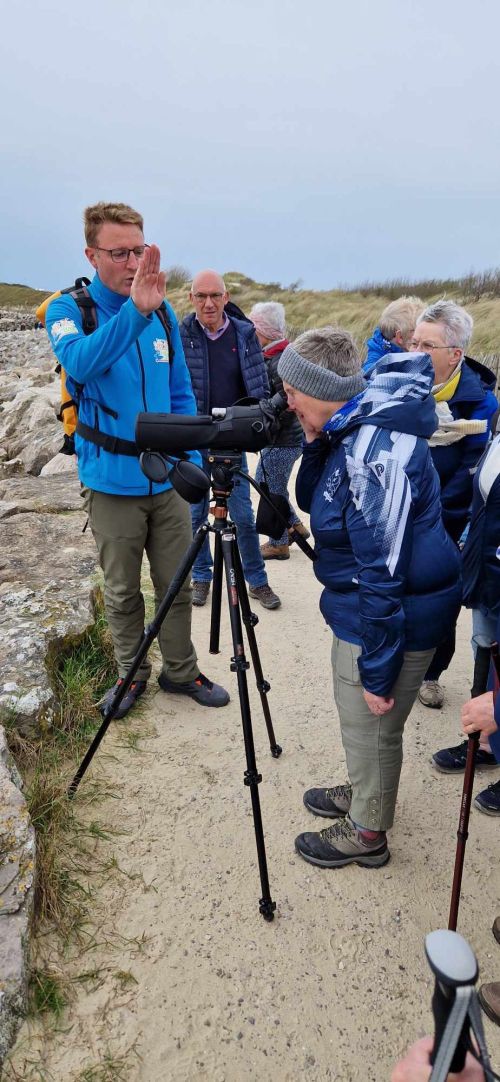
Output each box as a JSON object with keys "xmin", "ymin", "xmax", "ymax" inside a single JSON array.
[{"xmin": 135, "ymin": 393, "xmax": 288, "ymax": 456}]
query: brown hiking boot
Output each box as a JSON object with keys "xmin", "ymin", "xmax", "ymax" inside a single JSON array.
[
  {"xmin": 260, "ymin": 541, "xmax": 290, "ymax": 560},
  {"xmin": 479, "ymin": 982, "xmax": 500, "ymax": 1026},
  {"xmin": 248, "ymin": 584, "xmax": 281, "ymax": 610}
]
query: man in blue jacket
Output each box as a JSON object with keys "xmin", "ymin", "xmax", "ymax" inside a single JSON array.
[
  {"xmin": 180, "ymin": 269, "xmax": 281, "ymax": 610},
  {"xmin": 46, "ymin": 202, "xmax": 229, "ymax": 717}
]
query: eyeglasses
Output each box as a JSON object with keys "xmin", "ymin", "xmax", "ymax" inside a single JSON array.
[
  {"xmin": 193, "ymin": 292, "xmax": 224, "ymax": 302},
  {"xmin": 410, "ymin": 341, "xmax": 461, "ymax": 351},
  {"xmin": 94, "ymin": 244, "xmax": 149, "ymax": 263}
]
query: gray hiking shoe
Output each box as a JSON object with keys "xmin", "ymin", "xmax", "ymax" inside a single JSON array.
[
  {"xmin": 192, "ymin": 581, "xmax": 210, "ymax": 607},
  {"xmin": 295, "ymin": 816, "xmax": 390, "ymax": 869},
  {"xmin": 158, "ymin": 671, "xmax": 230, "ymax": 708},
  {"xmin": 248, "ymin": 584, "xmax": 281, "ymax": 610},
  {"xmin": 303, "ymin": 783, "xmax": 352, "ymax": 818},
  {"xmin": 418, "ymin": 680, "xmax": 444, "ymax": 708}
]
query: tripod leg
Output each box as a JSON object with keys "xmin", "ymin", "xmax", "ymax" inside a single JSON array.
[
  {"xmin": 68, "ymin": 524, "xmax": 210, "ymax": 798},
  {"xmin": 209, "ymin": 530, "xmax": 224, "ymax": 654},
  {"xmin": 232, "ymin": 539, "xmax": 282, "ymax": 757},
  {"xmin": 221, "ymin": 531, "xmax": 276, "ymax": 921}
]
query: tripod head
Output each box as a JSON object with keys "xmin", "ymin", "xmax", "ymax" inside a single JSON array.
[{"xmin": 207, "ymin": 449, "xmax": 243, "ymax": 491}]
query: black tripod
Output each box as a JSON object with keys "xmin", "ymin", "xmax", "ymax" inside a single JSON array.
[{"xmin": 69, "ymin": 451, "xmax": 282, "ymax": 921}]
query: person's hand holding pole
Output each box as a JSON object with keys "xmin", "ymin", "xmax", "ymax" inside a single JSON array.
[
  {"xmin": 461, "ymin": 692, "xmax": 497, "ymax": 740},
  {"xmin": 131, "ymin": 244, "xmax": 167, "ymax": 316},
  {"xmin": 391, "ymin": 1036, "xmax": 485, "ymax": 1082}
]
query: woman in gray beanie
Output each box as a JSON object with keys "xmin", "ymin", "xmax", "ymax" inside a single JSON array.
[{"xmin": 279, "ymin": 327, "xmax": 462, "ymax": 871}]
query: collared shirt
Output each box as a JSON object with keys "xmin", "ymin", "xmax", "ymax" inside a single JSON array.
[{"xmin": 196, "ymin": 312, "xmax": 230, "ymax": 342}]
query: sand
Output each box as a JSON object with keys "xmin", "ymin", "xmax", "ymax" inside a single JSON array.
[{"xmin": 6, "ymin": 516, "xmax": 500, "ymax": 1081}]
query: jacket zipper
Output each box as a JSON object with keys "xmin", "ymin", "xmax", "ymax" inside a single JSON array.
[{"xmin": 136, "ymin": 341, "xmax": 152, "ymax": 494}]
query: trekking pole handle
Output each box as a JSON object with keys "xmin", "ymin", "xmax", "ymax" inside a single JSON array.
[{"xmin": 426, "ymin": 930, "xmax": 478, "ymax": 1073}]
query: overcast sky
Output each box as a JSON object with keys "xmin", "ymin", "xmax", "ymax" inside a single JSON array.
[{"xmin": 1, "ymin": 0, "xmax": 500, "ymax": 291}]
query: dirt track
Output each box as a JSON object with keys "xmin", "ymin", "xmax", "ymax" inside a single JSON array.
[{"xmin": 6, "ymin": 523, "xmax": 500, "ymax": 1081}]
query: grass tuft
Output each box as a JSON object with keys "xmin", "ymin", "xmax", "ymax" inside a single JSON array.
[{"xmin": 29, "ymin": 968, "xmax": 68, "ymax": 1018}]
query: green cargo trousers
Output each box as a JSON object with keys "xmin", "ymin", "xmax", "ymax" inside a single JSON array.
[
  {"xmin": 331, "ymin": 636, "xmax": 435, "ymax": 831},
  {"xmin": 86, "ymin": 487, "xmax": 198, "ymax": 684}
]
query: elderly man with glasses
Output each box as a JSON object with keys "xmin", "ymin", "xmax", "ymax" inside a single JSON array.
[
  {"xmin": 45, "ymin": 201, "xmax": 229, "ymax": 718},
  {"xmin": 410, "ymin": 300, "xmax": 498, "ymax": 709},
  {"xmin": 180, "ymin": 269, "xmax": 281, "ymax": 610}
]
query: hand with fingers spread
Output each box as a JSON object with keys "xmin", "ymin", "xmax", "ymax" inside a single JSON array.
[{"xmin": 131, "ymin": 243, "xmax": 167, "ymax": 316}]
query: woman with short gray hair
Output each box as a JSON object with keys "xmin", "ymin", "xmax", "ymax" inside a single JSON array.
[
  {"xmin": 278, "ymin": 328, "xmax": 462, "ymax": 870},
  {"xmin": 410, "ymin": 299, "xmax": 498, "ymax": 709},
  {"xmin": 250, "ymin": 302, "xmax": 309, "ymax": 558}
]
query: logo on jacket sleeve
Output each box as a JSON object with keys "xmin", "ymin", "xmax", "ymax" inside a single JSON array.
[
  {"xmin": 51, "ymin": 318, "xmax": 79, "ymax": 342},
  {"xmin": 153, "ymin": 338, "xmax": 170, "ymax": 363}
]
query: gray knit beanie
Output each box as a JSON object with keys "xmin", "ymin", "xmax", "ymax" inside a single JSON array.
[{"xmin": 277, "ymin": 343, "xmax": 366, "ymax": 401}]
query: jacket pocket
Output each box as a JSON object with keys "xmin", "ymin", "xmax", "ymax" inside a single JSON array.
[{"xmin": 334, "ymin": 639, "xmax": 361, "ymax": 685}]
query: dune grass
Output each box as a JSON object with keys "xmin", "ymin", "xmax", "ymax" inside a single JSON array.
[{"xmin": 5, "ymin": 600, "xmax": 117, "ymax": 952}]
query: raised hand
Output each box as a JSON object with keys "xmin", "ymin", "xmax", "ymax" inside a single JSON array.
[{"xmin": 131, "ymin": 244, "xmax": 167, "ymax": 316}]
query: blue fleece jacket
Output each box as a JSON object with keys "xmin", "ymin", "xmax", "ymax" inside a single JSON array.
[
  {"xmin": 295, "ymin": 353, "xmax": 462, "ymax": 696},
  {"xmin": 363, "ymin": 327, "xmax": 404, "ymax": 375},
  {"xmin": 431, "ymin": 358, "xmax": 498, "ymax": 543},
  {"xmin": 46, "ymin": 275, "xmax": 201, "ymax": 495},
  {"xmin": 180, "ymin": 312, "xmax": 269, "ymax": 414}
]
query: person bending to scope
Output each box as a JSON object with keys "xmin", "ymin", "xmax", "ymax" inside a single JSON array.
[{"xmin": 277, "ymin": 328, "xmax": 462, "ymax": 868}]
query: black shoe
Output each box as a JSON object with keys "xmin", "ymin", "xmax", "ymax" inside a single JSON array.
[
  {"xmin": 474, "ymin": 778, "xmax": 500, "ymax": 815},
  {"xmin": 158, "ymin": 671, "xmax": 230, "ymax": 708},
  {"xmin": 303, "ymin": 783, "xmax": 352, "ymax": 818},
  {"xmin": 432, "ymin": 740, "xmax": 497, "ymax": 773},
  {"xmin": 99, "ymin": 679, "xmax": 147, "ymax": 720}
]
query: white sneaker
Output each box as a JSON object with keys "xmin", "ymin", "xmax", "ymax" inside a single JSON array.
[{"xmin": 418, "ymin": 680, "xmax": 444, "ymax": 708}]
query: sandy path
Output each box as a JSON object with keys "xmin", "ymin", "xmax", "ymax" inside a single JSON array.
[{"xmin": 6, "ymin": 506, "xmax": 500, "ymax": 1081}]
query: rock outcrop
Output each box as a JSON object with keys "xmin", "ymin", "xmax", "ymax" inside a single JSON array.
[
  {"xmin": 0, "ymin": 320, "xmax": 102, "ymax": 1066},
  {"xmin": 0, "ymin": 730, "xmax": 35, "ymax": 1065}
]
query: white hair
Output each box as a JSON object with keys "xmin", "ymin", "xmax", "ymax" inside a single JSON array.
[
  {"xmin": 379, "ymin": 296, "xmax": 424, "ymax": 342},
  {"xmin": 249, "ymin": 301, "xmax": 286, "ymax": 341},
  {"xmin": 417, "ymin": 300, "xmax": 473, "ymax": 353}
]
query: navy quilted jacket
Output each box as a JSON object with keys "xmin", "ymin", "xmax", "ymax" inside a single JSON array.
[
  {"xmin": 180, "ymin": 312, "xmax": 269, "ymax": 414},
  {"xmin": 430, "ymin": 357, "xmax": 498, "ymax": 543}
]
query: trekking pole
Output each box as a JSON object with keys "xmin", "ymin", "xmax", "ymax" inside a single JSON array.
[
  {"xmin": 448, "ymin": 640, "xmax": 500, "ymax": 931},
  {"xmin": 448, "ymin": 731, "xmax": 479, "ymax": 931}
]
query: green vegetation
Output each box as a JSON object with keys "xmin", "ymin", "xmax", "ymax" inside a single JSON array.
[
  {"xmin": 6, "ymin": 599, "xmax": 116, "ymax": 950},
  {"xmin": 0, "ymin": 282, "xmax": 51, "ymax": 307},
  {"xmin": 29, "ymin": 967, "xmax": 68, "ymax": 1018},
  {"xmin": 2, "ymin": 268, "xmax": 500, "ymax": 364}
]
